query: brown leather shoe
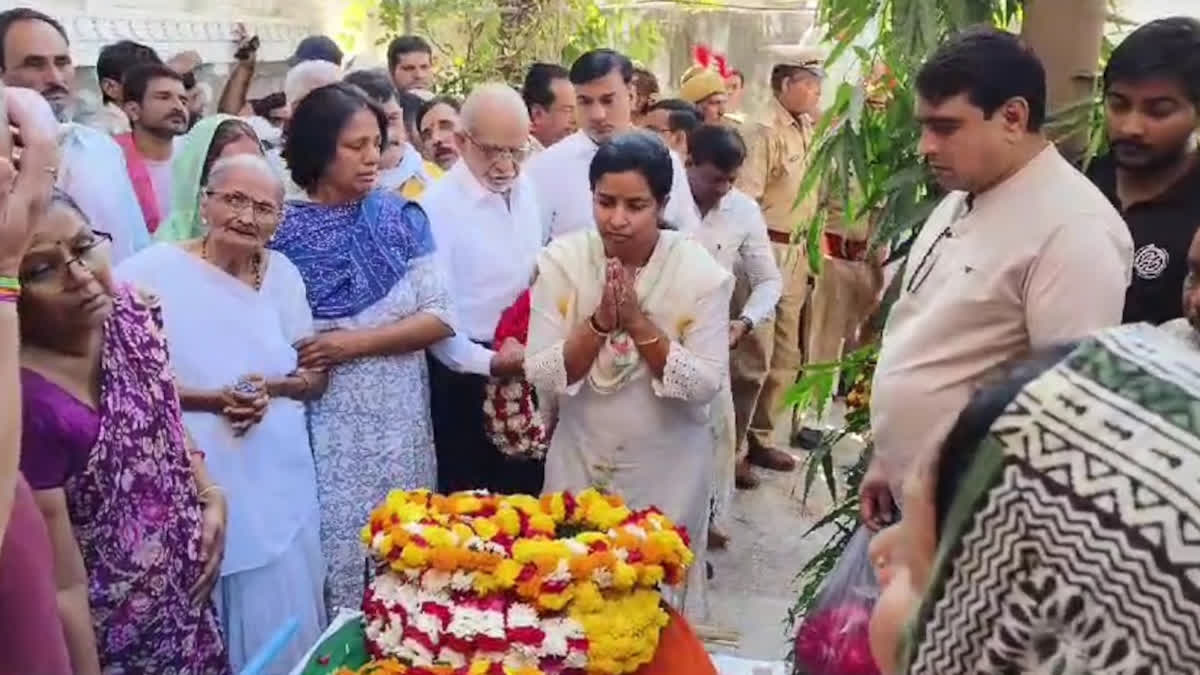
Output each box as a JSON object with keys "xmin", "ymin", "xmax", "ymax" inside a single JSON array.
[
  {"xmin": 748, "ymin": 442, "xmax": 797, "ymax": 472},
  {"xmin": 708, "ymin": 526, "xmax": 730, "ymax": 551},
  {"xmin": 735, "ymin": 459, "xmax": 760, "ymax": 489}
]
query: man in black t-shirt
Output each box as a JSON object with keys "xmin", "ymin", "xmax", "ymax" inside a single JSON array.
[{"xmin": 1087, "ymin": 17, "xmax": 1200, "ymax": 326}]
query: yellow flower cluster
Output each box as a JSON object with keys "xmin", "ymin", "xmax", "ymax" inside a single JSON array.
[
  {"xmin": 570, "ymin": 586, "xmax": 670, "ymax": 674},
  {"xmin": 360, "ymin": 489, "xmax": 694, "ymax": 611}
]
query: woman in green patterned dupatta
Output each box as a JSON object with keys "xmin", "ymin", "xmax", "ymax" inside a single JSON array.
[
  {"xmin": 868, "ymin": 323, "xmax": 1200, "ymax": 674},
  {"xmin": 154, "ymin": 114, "xmax": 263, "ymax": 242}
]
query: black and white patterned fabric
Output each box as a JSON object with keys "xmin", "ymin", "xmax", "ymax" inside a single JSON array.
[{"xmin": 903, "ymin": 323, "xmax": 1200, "ymax": 674}]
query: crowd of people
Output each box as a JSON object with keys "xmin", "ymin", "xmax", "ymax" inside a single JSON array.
[{"xmin": 0, "ymin": 3, "xmax": 1197, "ymax": 674}]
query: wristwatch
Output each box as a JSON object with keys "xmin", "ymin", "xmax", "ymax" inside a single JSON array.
[{"xmin": 738, "ymin": 316, "xmax": 754, "ymax": 332}]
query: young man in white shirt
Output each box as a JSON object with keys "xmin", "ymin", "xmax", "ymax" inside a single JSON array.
[
  {"xmin": 686, "ymin": 123, "xmax": 782, "ymax": 539},
  {"xmin": 421, "ymin": 83, "xmax": 544, "ymax": 495},
  {"xmin": 525, "ymin": 49, "xmax": 701, "ymax": 240}
]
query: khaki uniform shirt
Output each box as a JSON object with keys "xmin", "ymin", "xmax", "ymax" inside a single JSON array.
[
  {"xmin": 735, "ymin": 98, "xmax": 817, "ymax": 236},
  {"xmin": 870, "ymin": 145, "xmax": 1133, "ymax": 493}
]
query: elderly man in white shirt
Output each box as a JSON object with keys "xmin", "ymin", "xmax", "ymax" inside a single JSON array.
[
  {"xmin": 0, "ymin": 8, "xmax": 150, "ymax": 261},
  {"xmin": 525, "ymin": 49, "xmax": 700, "ymax": 240},
  {"xmin": 422, "ymin": 82, "xmax": 545, "ymax": 495},
  {"xmin": 684, "ymin": 123, "xmax": 782, "ymax": 548}
]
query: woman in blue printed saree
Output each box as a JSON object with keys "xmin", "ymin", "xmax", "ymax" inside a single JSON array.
[{"xmin": 269, "ymin": 83, "xmax": 453, "ymax": 612}]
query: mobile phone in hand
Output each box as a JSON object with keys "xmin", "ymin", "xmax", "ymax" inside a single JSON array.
[{"xmin": 234, "ymin": 35, "xmax": 260, "ymax": 61}]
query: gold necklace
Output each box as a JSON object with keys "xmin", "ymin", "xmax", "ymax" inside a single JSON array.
[{"xmin": 201, "ymin": 237, "xmax": 263, "ymax": 290}]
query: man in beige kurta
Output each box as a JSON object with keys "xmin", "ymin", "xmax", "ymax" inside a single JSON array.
[
  {"xmin": 731, "ymin": 44, "xmax": 825, "ymax": 488},
  {"xmin": 863, "ymin": 28, "xmax": 1133, "ymax": 528}
]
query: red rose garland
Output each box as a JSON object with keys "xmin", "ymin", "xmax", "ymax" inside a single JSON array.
[{"xmin": 484, "ymin": 290, "xmax": 548, "ymax": 460}]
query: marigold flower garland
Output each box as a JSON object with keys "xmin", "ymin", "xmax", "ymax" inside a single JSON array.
[{"xmin": 355, "ymin": 489, "xmax": 693, "ymax": 675}]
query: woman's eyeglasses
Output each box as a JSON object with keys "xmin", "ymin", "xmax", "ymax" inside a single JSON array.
[
  {"xmin": 205, "ymin": 190, "xmax": 281, "ymax": 222},
  {"xmin": 463, "ymin": 131, "xmax": 530, "ymax": 163},
  {"xmin": 21, "ymin": 230, "xmax": 113, "ymax": 288}
]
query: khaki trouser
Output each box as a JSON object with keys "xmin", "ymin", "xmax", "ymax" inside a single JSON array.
[
  {"xmin": 804, "ymin": 256, "xmax": 880, "ymax": 365},
  {"xmin": 730, "ymin": 241, "xmax": 811, "ymax": 456}
]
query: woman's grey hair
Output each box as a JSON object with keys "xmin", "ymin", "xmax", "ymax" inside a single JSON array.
[
  {"xmin": 284, "ymin": 60, "xmax": 342, "ymax": 107},
  {"xmin": 460, "ymin": 82, "xmax": 530, "ymax": 135},
  {"xmin": 205, "ymin": 154, "xmax": 284, "ymax": 202}
]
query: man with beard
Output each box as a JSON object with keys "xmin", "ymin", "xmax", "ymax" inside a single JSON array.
[
  {"xmin": 0, "ymin": 8, "xmax": 148, "ymax": 262},
  {"xmin": 115, "ymin": 63, "xmax": 189, "ymax": 235},
  {"xmin": 417, "ymin": 95, "xmax": 462, "ymax": 171},
  {"xmin": 526, "ymin": 48, "xmax": 700, "ymax": 240},
  {"xmin": 420, "ymin": 83, "xmax": 541, "ymax": 494},
  {"xmin": 1087, "ymin": 17, "xmax": 1200, "ymax": 326}
]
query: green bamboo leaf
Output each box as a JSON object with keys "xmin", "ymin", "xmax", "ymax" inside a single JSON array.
[{"xmin": 821, "ymin": 452, "xmax": 837, "ymax": 502}]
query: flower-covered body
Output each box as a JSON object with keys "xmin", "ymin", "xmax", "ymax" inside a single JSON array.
[{"xmin": 358, "ymin": 490, "xmax": 693, "ymax": 675}]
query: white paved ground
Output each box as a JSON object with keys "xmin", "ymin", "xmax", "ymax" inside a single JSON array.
[{"xmin": 704, "ymin": 409, "xmax": 862, "ymax": 662}]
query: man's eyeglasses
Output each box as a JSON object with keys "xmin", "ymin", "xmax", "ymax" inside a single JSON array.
[
  {"xmin": 21, "ymin": 230, "xmax": 113, "ymax": 288},
  {"xmin": 205, "ymin": 190, "xmax": 281, "ymax": 222},
  {"xmin": 463, "ymin": 131, "xmax": 530, "ymax": 163}
]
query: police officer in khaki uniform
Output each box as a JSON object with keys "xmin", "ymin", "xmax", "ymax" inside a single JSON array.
[
  {"xmin": 804, "ymin": 191, "xmax": 884, "ymax": 366},
  {"xmin": 804, "ymin": 66, "xmax": 891, "ymax": 379},
  {"xmin": 730, "ymin": 44, "xmax": 826, "ymax": 488}
]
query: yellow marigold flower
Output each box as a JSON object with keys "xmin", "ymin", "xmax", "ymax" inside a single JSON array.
[
  {"xmin": 400, "ymin": 543, "xmax": 429, "ymax": 567},
  {"xmin": 360, "ymin": 524, "xmax": 373, "ymax": 545},
  {"xmin": 451, "ymin": 522, "xmax": 474, "ymax": 543},
  {"xmin": 495, "ymin": 507, "xmax": 521, "ymax": 536},
  {"xmin": 612, "ymin": 561, "xmax": 637, "ymax": 591},
  {"xmin": 638, "ymin": 564, "xmax": 665, "ymax": 586},
  {"xmin": 473, "ymin": 517, "xmax": 500, "ymax": 541},
  {"xmin": 505, "ymin": 494, "xmax": 541, "ymax": 516},
  {"xmin": 423, "ymin": 526, "xmax": 456, "ymax": 548},
  {"xmin": 452, "ymin": 495, "xmax": 483, "ymax": 515},
  {"xmin": 467, "ymin": 661, "xmax": 490, "ymax": 675},
  {"xmin": 575, "ymin": 531, "xmax": 606, "ymax": 546},
  {"xmin": 395, "ymin": 502, "xmax": 427, "ymax": 523},
  {"xmin": 473, "ymin": 572, "xmax": 502, "ymax": 595},
  {"xmin": 573, "ymin": 582, "xmax": 604, "ymax": 612},
  {"xmin": 529, "ymin": 512, "xmax": 556, "ymax": 535},
  {"xmin": 537, "ymin": 588, "xmax": 573, "ymax": 611},
  {"xmin": 494, "ymin": 559, "xmax": 522, "ymax": 588}
]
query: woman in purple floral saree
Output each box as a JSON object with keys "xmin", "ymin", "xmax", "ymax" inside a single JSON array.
[{"xmin": 17, "ymin": 192, "xmax": 231, "ymax": 674}]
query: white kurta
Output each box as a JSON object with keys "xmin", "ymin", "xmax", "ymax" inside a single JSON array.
[
  {"xmin": 525, "ymin": 130, "xmax": 702, "ymax": 240},
  {"xmin": 525, "ymin": 230, "xmax": 733, "ymax": 619}
]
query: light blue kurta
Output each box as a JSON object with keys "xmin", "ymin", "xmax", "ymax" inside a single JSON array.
[{"xmin": 308, "ymin": 254, "xmax": 451, "ymax": 612}]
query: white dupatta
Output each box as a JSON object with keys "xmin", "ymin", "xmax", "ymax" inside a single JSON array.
[
  {"xmin": 115, "ymin": 244, "xmax": 319, "ymax": 575},
  {"xmin": 530, "ymin": 230, "xmax": 728, "ymax": 395}
]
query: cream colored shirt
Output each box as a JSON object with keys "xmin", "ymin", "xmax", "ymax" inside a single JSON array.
[{"xmin": 870, "ymin": 144, "xmax": 1133, "ymax": 492}]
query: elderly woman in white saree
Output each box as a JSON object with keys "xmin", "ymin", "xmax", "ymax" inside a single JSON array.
[
  {"xmin": 116, "ymin": 154, "xmax": 327, "ymax": 674},
  {"xmin": 525, "ymin": 132, "xmax": 732, "ymax": 619}
]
